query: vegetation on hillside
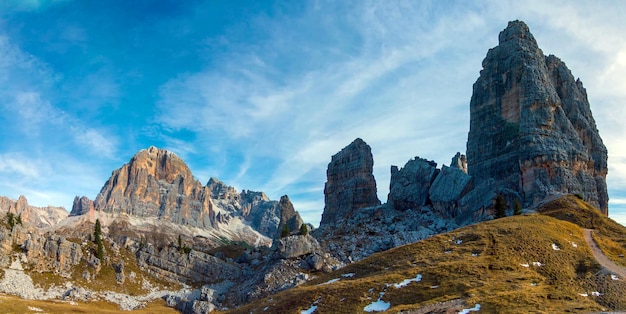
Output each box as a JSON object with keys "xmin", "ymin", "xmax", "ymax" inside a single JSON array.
[{"xmin": 227, "ymin": 196, "xmax": 626, "ymax": 313}]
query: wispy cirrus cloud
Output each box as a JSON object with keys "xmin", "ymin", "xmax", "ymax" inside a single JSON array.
[{"xmin": 154, "ymin": 1, "xmax": 626, "ymax": 226}]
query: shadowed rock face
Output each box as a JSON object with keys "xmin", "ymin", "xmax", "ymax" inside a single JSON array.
[
  {"xmin": 321, "ymin": 138, "xmax": 380, "ymax": 226},
  {"xmin": 467, "ymin": 20, "xmax": 608, "ymax": 214}
]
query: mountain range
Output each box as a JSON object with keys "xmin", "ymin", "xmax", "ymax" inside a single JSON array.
[{"xmin": 0, "ymin": 20, "xmax": 623, "ymax": 313}]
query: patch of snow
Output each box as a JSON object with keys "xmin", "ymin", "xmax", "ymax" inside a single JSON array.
[
  {"xmin": 393, "ymin": 274, "xmax": 422, "ymax": 288},
  {"xmin": 455, "ymin": 239, "xmax": 463, "ymax": 245},
  {"xmin": 530, "ymin": 283, "xmax": 537, "ymax": 286},
  {"xmin": 532, "ymin": 262, "xmax": 543, "ymax": 267},
  {"xmin": 341, "ymin": 273, "xmax": 355, "ymax": 278},
  {"xmin": 591, "ymin": 291, "xmax": 602, "ymax": 296},
  {"xmin": 552, "ymin": 243, "xmax": 560, "ymax": 250},
  {"xmin": 317, "ymin": 278, "xmax": 340, "ymax": 286},
  {"xmin": 363, "ymin": 293, "xmax": 390, "ymax": 312},
  {"xmin": 611, "ymin": 274, "xmax": 620, "ymax": 280},
  {"xmin": 264, "ymin": 306, "xmax": 268, "ymax": 311},
  {"xmin": 458, "ymin": 304, "xmax": 481, "ymax": 313},
  {"xmin": 444, "ymin": 250, "xmax": 452, "ymax": 254},
  {"xmin": 430, "ymin": 285, "xmax": 439, "ymax": 289},
  {"xmin": 301, "ymin": 305, "xmax": 318, "ymax": 314},
  {"xmin": 471, "ymin": 253, "xmax": 478, "ymax": 257},
  {"xmin": 571, "ymin": 242, "xmax": 578, "ymax": 248},
  {"xmin": 520, "ymin": 263, "xmax": 529, "ymax": 267},
  {"xmin": 578, "ymin": 293, "xmax": 588, "ymax": 297},
  {"xmin": 27, "ymin": 306, "xmax": 43, "ymax": 312}
]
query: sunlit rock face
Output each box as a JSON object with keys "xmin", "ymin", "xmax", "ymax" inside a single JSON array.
[
  {"xmin": 466, "ymin": 20, "xmax": 608, "ymax": 214},
  {"xmin": 93, "ymin": 146, "xmax": 217, "ymax": 228},
  {"xmin": 0, "ymin": 195, "xmax": 68, "ymax": 228}
]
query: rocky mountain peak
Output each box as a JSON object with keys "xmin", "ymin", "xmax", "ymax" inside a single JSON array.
[
  {"xmin": 93, "ymin": 146, "xmax": 215, "ymax": 228},
  {"xmin": 467, "ymin": 20, "xmax": 608, "ymax": 213},
  {"xmin": 207, "ymin": 177, "xmax": 239, "ymax": 201},
  {"xmin": 0, "ymin": 195, "xmax": 68, "ymax": 228},
  {"xmin": 498, "ymin": 20, "xmax": 537, "ymax": 47},
  {"xmin": 129, "ymin": 146, "xmax": 192, "ymax": 183}
]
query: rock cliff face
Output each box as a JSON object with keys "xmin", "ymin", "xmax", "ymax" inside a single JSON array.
[
  {"xmin": 466, "ymin": 20, "xmax": 608, "ymax": 214},
  {"xmin": 94, "ymin": 146, "xmax": 216, "ymax": 228},
  {"xmin": 0, "ymin": 196, "xmax": 68, "ymax": 228},
  {"xmin": 320, "ymin": 138, "xmax": 380, "ymax": 226},
  {"xmin": 84, "ymin": 146, "xmax": 305, "ymax": 241},
  {"xmin": 69, "ymin": 196, "xmax": 95, "ymax": 217}
]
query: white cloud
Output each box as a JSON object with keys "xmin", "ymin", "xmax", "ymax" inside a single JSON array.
[{"xmin": 0, "ymin": 153, "xmax": 42, "ymax": 178}]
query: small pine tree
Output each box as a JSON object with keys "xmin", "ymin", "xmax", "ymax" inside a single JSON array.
[
  {"xmin": 16, "ymin": 214, "xmax": 22, "ymax": 225},
  {"xmin": 514, "ymin": 199, "xmax": 522, "ymax": 215},
  {"xmin": 495, "ymin": 195, "xmax": 507, "ymax": 219},
  {"xmin": 7, "ymin": 212, "xmax": 15, "ymax": 229},
  {"xmin": 299, "ymin": 224, "xmax": 308, "ymax": 236},
  {"xmin": 94, "ymin": 219, "xmax": 104, "ymax": 261},
  {"xmin": 178, "ymin": 234, "xmax": 183, "ymax": 250},
  {"xmin": 280, "ymin": 224, "xmax": 290, "ymax": 238}
]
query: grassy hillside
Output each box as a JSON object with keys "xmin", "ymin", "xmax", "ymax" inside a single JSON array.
[
  {"xmin": 538, "ymin": 195, "xmax": 626, "ymax": 268},
  {"xmin": 227, "ymin": 196, "xmax": 626, "ymax": 313},
  {"xmin": 0, "ymin": 294, "xmax": 177, "ymax": 313}
]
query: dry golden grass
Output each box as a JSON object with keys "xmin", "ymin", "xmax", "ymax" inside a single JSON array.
[
  {"xmin": 538, "ymin": 195, "xmax": 626, "ymax": 268},
  {"xmin": 0, "ymin": 293, "xmax": 177, "ymax": 313},
  {"xmin": 227, "ymin": 196, "xmax": 626, "ymax": 313}
]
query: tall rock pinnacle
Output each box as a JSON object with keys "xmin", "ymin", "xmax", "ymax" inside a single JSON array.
[
  {"xmin": 466, "ymin": 20, "xmax": 608, "ymax": 213},
  {"xmin": 320, "ymin": 138, "xmax": 380, "ymax": 225}
]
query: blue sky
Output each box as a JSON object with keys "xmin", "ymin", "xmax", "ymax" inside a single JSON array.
[{"xmin": 0, "ymin": 1, "xmax": 625, "ymax": 227}]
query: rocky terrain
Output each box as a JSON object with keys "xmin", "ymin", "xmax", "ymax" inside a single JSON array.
[
  {"xmin": 467, "ymin": 20, "xmax": 608, "ymax": 214},
  {"xmin": 0, "ymin": 20, "xmax": 617, "ymax": 313},
  {"xmin": 0, "ymin": 195, "xmax": 68, "ymax": 228},
  {"xmin": 314, "ymin": 20, "xmax": 610, "ymax": 265},
  {"xmin": 234, "ymin": 196, "xmax": 626, "ymax": 313}
]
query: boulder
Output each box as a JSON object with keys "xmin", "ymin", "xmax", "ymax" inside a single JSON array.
[
  {"xmin": 388, "ymin": 157, "xmax": 439, "ymax": 211},
  {"xmin": 273, "ymin": 235, "xmax": 321, "ymax": 259}
]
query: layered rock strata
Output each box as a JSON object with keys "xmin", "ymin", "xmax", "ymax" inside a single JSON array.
[
  {"xmin": 321, "ymin": 138, "xmax": 380, "ymax": 225},
  {"xmin": 80, "ymin": 146, "xmax": 305, "ymax": 239},
  {"xmin": 466, "ymin": 20, "xmax": 608, "ymax": 213},
  {"xmin": 93, "ymin": 146, "xmax": 216, "ymax": 228}
]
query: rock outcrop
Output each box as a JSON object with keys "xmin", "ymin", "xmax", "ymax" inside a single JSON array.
[
  {"xmin": 277, "ymin": 195, "xmax": 304, "ymax": 237},
  {"xmin": 320, "ymin": 138, "xmax": 380, "ymax": 226},
  {"xmin": 89, "ymin": 146, "xmax": 305, "ymax": 239},
  {"xmin": 0, "ymin": 196, "xmax": 68, "ymax": 228},
  {"xmin": 70, "ymin": 196, "xmax": 95, "ymax": 217},
  {"xmin": 21, "ymin": 234, "xmax": 83, "ymax": 276},
  {"xmin": 387, "ymin": 157, "xmax": 439, "ymax": 211},
  {"xmin": 136, "ymin": 245, "xmax": 242, "ymax": 284},
  {"xmin": 466, "ymin": 20, "xmax": 608, "ymax": 214},
  {"xmin": 94, "ymin": 146, "xmax": 216, "ymax": 228}
]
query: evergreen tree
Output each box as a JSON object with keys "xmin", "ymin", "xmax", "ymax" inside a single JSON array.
[
  {"xmin": 94, "ymin": 219, "xmax": 104, "ymax": 261},
  {"xmin": 299, "ymin": 224, "xmax": 308, "ymax": 236},
  {"xmin": 178, "ymin": 234, "xmax": 182, "ymax": 250},
  {"xmin": 7, "ymin": 212, "xmax": 15, "ymax": 229},
  {"xmin": 280, "ymin": 224, "xmax": 290, "ymax": 238},
  {"xmin": 495, "ymin": 195, "xmax": 507, "ymax": 219},
  {"xmin": 16, "ymin": 214, "xmax": 22, "ymax": 225},
  {"xmin": 514, "ymin": 199, "xmax": 522, "ymax": 215}
]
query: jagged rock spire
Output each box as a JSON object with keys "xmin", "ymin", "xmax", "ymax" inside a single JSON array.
[{"xmin": 466, "ymin": 20, "xmax": 608, "ymax": 213}]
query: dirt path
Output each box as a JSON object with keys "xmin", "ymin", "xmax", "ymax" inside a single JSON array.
[{"xmin": 583, "ymin": 229, "xmax": 626, "ymax": 279}]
